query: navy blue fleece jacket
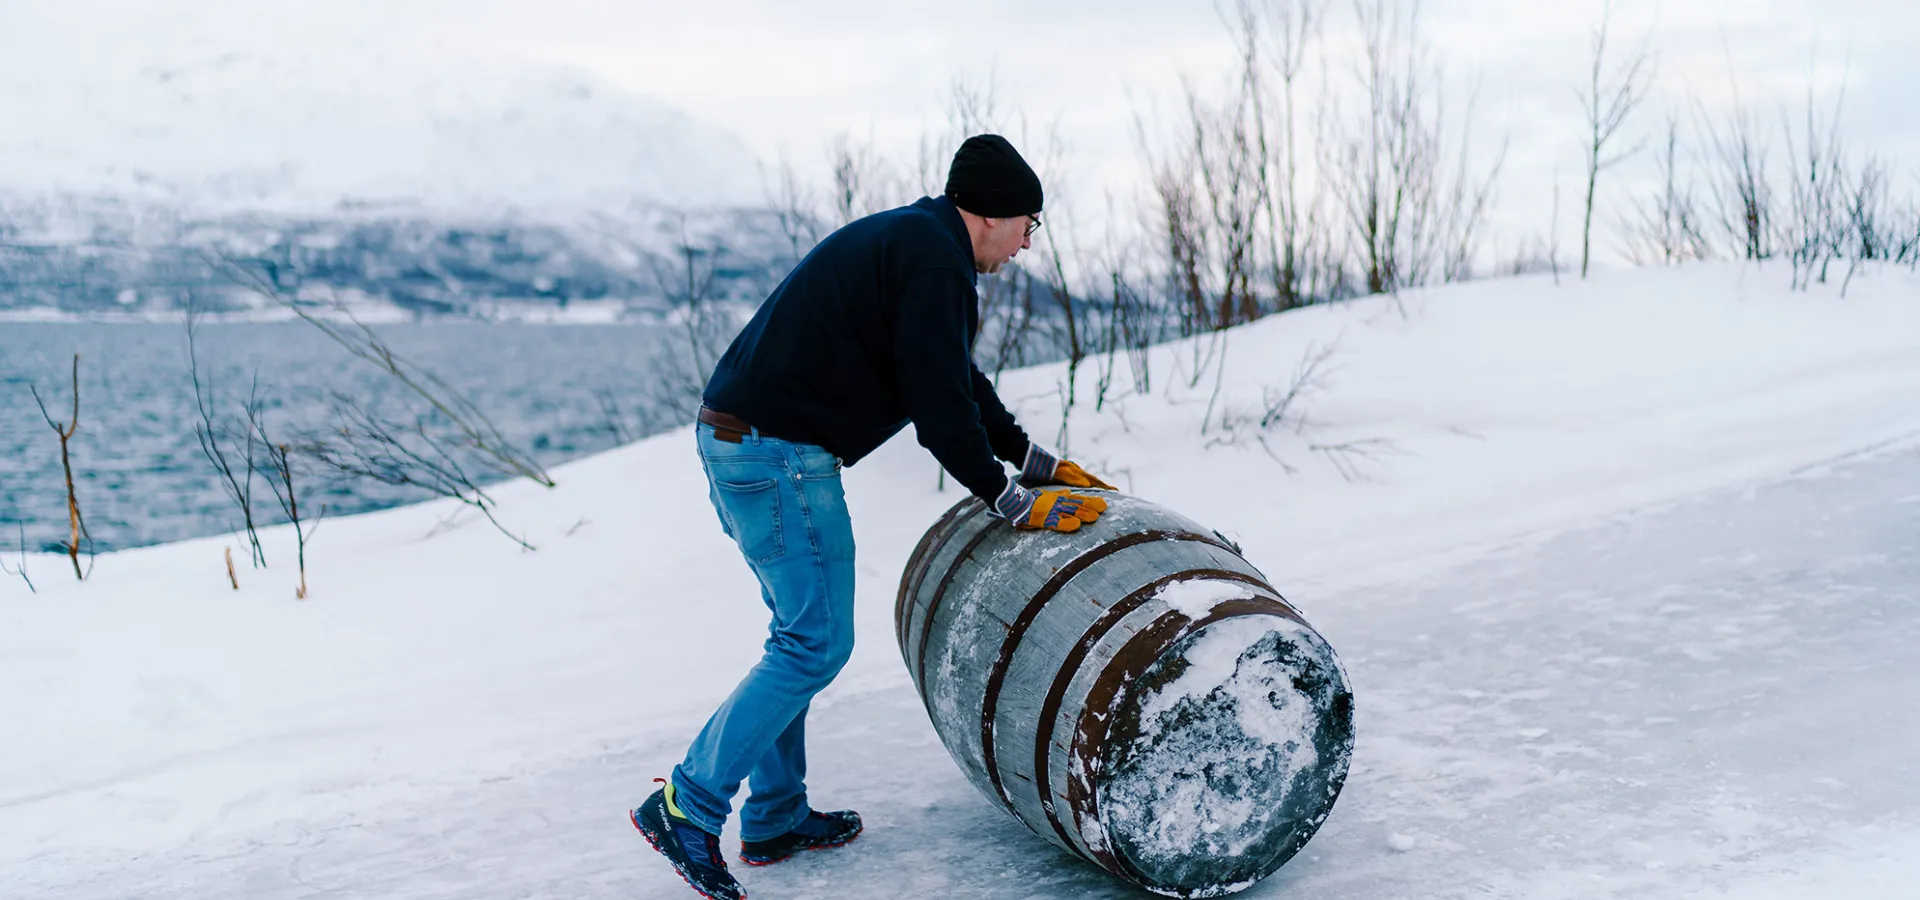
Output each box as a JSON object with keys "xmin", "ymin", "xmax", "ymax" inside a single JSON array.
[{"xmin": 701, "ymin": 195, "xmax": 1032, "ymax": 503}]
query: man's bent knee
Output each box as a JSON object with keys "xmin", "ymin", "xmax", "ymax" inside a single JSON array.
[{"xmin": 765, "ymin": 632, "xmax": 853, "ymax": 690}]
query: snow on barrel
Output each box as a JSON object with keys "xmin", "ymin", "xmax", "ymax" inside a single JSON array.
[{"xmin": 895, "ymin": 491, "xmax": 1354, "ymax": 898}]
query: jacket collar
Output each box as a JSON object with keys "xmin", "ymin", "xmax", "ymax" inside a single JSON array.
[{"xmin": 914, "ymin": 195, "xmax": 979, "ymax": 286}]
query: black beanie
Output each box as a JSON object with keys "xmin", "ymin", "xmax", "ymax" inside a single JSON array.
[{"xmin": 944, "ymin": 134, "xmax": 1044, "ymax": 218}]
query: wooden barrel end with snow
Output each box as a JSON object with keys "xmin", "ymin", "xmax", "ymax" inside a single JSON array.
[{"xmin": 895, "ymin": 492, "xmax": 1354, "ymax": 898}]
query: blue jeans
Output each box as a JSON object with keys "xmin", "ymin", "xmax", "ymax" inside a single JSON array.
[{"xmin": 670, "ymin": 423, "xmax": 857, "ymax": 842}]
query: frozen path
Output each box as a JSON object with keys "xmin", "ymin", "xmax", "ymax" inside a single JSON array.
[{"xmin": 13, "ymin": 446, "xmax": 1920, "ymax": 900}]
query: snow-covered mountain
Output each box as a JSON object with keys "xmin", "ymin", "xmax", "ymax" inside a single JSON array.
[
  {"xmin": 0, "ymin": 27, "xmax": 763, "ymax": 214},
  {"xmin": 0, "ymin": 11, "xmax": 776, "ymax": 317}
]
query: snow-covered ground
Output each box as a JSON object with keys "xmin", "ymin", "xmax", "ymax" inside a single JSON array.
[{"xmin": 4, "ymin": 262, "xmax": 1919, "ymax": 899}]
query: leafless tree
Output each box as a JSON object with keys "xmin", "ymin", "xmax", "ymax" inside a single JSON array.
[
  {"xmin": 1326, "ymin": 0, "xmax": 1503, "ymax": 297},
  {"xmin": 1839, "ymin": 154, "xmax": 1892, "ymax": 296},
  {"xmin": 29, "ymin": 354, "xmax": 92, "ymax": 581},
  {"xmin": 638, "ymin": 215, "xmax": 740, "ymax": 425},
  {"xmin": 980, "ymin": 263, "xmax": 1043, "ymax": 379},
  {"xmin": 185, "ymin": 305, "xmax": 268, "ymax": 567},
  {"xmin": 1433, "ymin": 91, "xmax": 1508, "ymax": 284},
  {"xmin": 1187, "ymin": 59, "xmax": 1268, "ymax": 329},
  {"xmin": 1623, "ymin": 115, "xmax": 1713, "ymax": 265},
  {"xmin": 211, "ymin": 251, "xmax": 556, "ymax": 490},
  {"xmin": 1150, "ymin": 142, "xmax": 1213, "ymax": 338},
  {"xmin": 828, "ymin": 130, "xmax": 901, "ymax": 227},
  {"xmin": 1248, "ymin": 0, "xmax": 1329, "ymax": 311},
  {"xmin": 1894, "ymin": 188, "xmax": 1920, "ymax": 267},
  {"xmin": 1695, "ymin": 53, "xmax": 1776, "ymax": 262},
  {"xmin": 1033, "ymin": 218, "xmax": 1091, "ymax": 437},
  {"xmin": 251, "ymin": 414, "xmax": 322, "ymax": 599},
  {"xmin": 1330, "ymin": 0, "xmax": 1425, "ymax": 296},
  {"xmin": 916, "ymin": 73, "xmax": 1003, "ymax": 197},
  {"xmin": 1778, "ymin": 64, "xmax": 1850, "ymax": 289},
  {"xmin": 1087, "ymin": 199, "xmax": 1159, "ymax": 412},
  {"xmin": 760, "ymin": 152, "xmax": 826, "ymax": 264},
  {"xmin": 1576, "ymin": 0, "xmax": 1655, "ymax": 278}
]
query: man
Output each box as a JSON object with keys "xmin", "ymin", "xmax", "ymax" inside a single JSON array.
[{"xmin": 630, "ymin": 134, "xmax": 1116, "ymax": 900}]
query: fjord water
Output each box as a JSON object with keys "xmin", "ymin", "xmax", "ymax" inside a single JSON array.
[{"xmin": 0, "ymin": 322, "xmax": 673, "ymax": 552}]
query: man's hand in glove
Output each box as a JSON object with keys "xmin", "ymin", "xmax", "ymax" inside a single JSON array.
[
  {"xmin": 1052, "ymin": 459, "xmax": 1116, "ymax": 492},
  {"xmin": 1020, "ymin": 445, "xmax": 1117, "ymax": 492},
  {"xmin": 994, "ymin": 483, "xmax": 1108, "ymax": 533}
]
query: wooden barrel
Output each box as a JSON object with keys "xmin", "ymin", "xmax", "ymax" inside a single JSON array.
[{"xmin": 895, "ymin": 491, "xmax": 1354, "ymax": 898}]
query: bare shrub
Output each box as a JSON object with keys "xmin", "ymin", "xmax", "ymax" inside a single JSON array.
[
  {"xmin": 1251, "ymin": 0, "xmax": 1332, "ymax": 311},
  {"xmin": 1204, "ymin": 338, "xmax": 1396, "ymax": 477},
  {"xmin": 1, "ymin": 521, "xmax": 32, "ymax": 594},
  {"xmin": 760, "ymin": 152, "xmax": 827, "ymax": 265},
  {"xmin": 1893, "ymin": 192, "xmax": 1920, "ymax": 267},
  {"xmin": 1624, "ymin": 116, "xmax": 1713, "ymax": 265},
  {"xmin": 28, "ymin": 353, "xmax": 93, "ymax": 581},
  {"xmin": 828, "ymin": 130, "xmax": 903, "ymax": 227},
  {"xmin": 251, "ymin": 414, "xmax": 322, "ymax": 599},
  {"xmin": 1208, "ymin": 338, "xmax": 1339, "ymax": 451},
  {"xmin": 297, "ymin": 392, "xmax": 533, "ymax": 550},
  {"xmin": 184, "ymin": 306, "xmax": 268, "ymax": 568},
  {"xmin": 1576, "ymin": 0, "xmax": 1655, "ymax": 278},
  {"xmin": 1325, "ymin": 0, "xmax": 1504, "ymax": 298},
  {"xmin": 637, "ymin": 215, "xmax": 742, "ymax": 427},
  {"xmin": 208, "ymin": 250, "xmax": 552, "ymax": 549},
  {"xmin": 1839, "ymin": 154, "xmax": 1893, "ymax": 296},
  {"xmin": 1778, "ymin": 68, "xmax": 1850, "ymax": 289},
  {"xmin": 1695, "ymin": 59, "xmax": 1776, "ymax": 261},
  {"xmin": 211, "ymin": 252, "xmax": 556, "ymax": 490}
]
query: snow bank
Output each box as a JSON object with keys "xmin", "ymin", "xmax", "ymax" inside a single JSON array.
[{"xmin": 5, "ymin": 261, "xmax": 1920, "ymax": 896}]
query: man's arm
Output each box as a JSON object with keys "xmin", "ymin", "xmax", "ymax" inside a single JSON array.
[
  {"xmin": 893, "ymin": 268, "xmax": 1020, "ymax": 505},
  {"xmin": 969, "ymin": 364, "xmax": 1032, "ymax": 465}
]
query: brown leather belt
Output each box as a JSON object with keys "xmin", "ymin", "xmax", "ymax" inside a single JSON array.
[{"xmin": 697, "ymin": 405, "xmax": 757, "ymax": 443}]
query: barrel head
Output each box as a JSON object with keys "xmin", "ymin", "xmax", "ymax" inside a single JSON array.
[{"xmin": 1091, "ymin": 613, "xmax": 1354, "ymax": 897}]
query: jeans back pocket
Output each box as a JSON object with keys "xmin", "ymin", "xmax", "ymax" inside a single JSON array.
[{"xmin": 712, "ymin": 476, "xmax": 785, "ymax": 565}]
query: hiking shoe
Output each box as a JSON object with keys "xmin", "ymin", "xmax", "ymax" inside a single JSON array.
[
  {"xmin": 632, "ymin": 779, "xmax": 745, "ymax": 900},
  {"xmin": 738, "ymin": 809, "xmax": 863, "ymax": 866}
]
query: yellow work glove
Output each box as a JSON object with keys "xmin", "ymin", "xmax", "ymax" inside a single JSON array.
[
  {"xmin": 1020, "ymin": 444, "xmax": 1117, "ymax": 492},
  {"xmin": 1053, "ymin": 459, "xmax": 1117, "ymax": 492},
  {"xmin": 997, "ymin": 485, "xmax": 1108, "ymax": 533}
]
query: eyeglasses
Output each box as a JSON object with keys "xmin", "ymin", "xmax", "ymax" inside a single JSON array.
[{"xmin": 1023, "ymin": 215, "xmax": 1043, "ymax": 237}]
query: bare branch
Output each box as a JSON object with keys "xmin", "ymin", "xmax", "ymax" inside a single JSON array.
[
  {"xmin": 1578, "ymin": 0, "xmax": 1657, "ymax": 278},
  {"xmin": 295, "ymin": 393, "xmax": 535, "ymax": 551},
  {"xmin": 185, "ymin": 305, "xmax": 268, "ymax": 567},
  {"xmin": 205, "ymin": 250, "xmax": 556, "ymax": 489},
  {"xmin": 1310, "ymin": 437, "xmax": 1404, "ymax": 482},
  {"xmin": 29, "ymin": 354, "xmax": 91, "ymax": 580},
  {"xmin": 0, "ymin": 521, "xmax": 33, "ymax": 594}
]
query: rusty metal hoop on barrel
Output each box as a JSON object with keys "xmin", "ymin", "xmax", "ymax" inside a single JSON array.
[{"xmin": 895, "ymin": 491, "xmax": 1354, "ymax": 898}]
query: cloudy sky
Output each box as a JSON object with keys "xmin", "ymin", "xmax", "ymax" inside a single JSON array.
[{"xmin": 10, "ymin": 0, "xmax": 1915, "ymax": 262}]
